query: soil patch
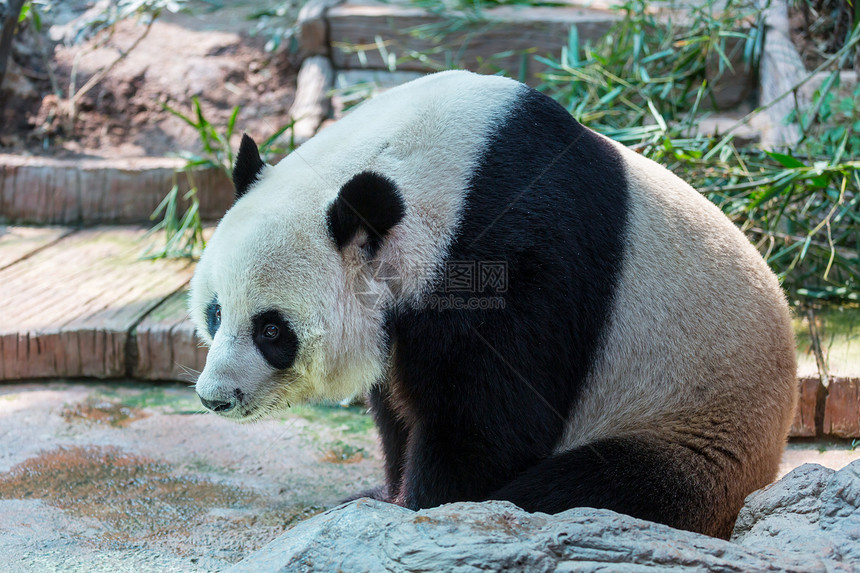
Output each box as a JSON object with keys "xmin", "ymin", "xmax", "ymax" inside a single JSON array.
[
  {"xmin": 1, "ymin": 1, "xmax": 297, "ymax": 159},
  {"xmin": 0, "ymin": 445, "xmax": 252, "ymax": 545},
  {"xmin": 61, "ymin": 396, "xmax": 149, "ymax": 427}
]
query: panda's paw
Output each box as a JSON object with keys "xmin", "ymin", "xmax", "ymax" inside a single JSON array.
[{"xmin": 340, "ymin": 484, "xmax": 391, "ymax": 504}]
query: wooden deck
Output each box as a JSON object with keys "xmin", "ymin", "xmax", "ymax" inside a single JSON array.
[{"xmin": 0, "ymin": 226, "xmax": 205, "ymax": 381}]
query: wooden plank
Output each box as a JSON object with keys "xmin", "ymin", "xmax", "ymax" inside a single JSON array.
[
  {"xmin": 132, "ymin": 288, "xmax": 208, "ymax": 382},
  {"xmin": 290, "ymin": 56, "xmax": 335, "ymax": 143},
  {"xmin": 823, "ymin": 378, "xmax": 860, "ymax": 438},
  {"xmin": 328, "ymin": 0, "xmax": 617, "ymax": 84},
  {"xmin": 789, "ymin": 377, "xmax": 821, "ymax": 438},
  {"xmin": 0, "ymin": 154, "xmax": 234, "ymax": 225},
  {"xmin": 297, "ymin": 0, "xmax": 346, "ymax": 56},
  {"xmin": 0, "ymin": 227, "xmax": 194, "ymax": 380},
  {"xmin": 0, "ymin": 226, "xmax": 75, "ymax": 271},
  {"xmin": 328, "ymin": 0, "xmax": 753, "ymax": 107}
]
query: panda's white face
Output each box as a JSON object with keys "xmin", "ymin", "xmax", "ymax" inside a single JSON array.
[
  {"xmin": 190, "ymin": 70, "xmax": 524, "ymax": 419},
  {"xmin": 190, "ymin": 165, "xmax": 391, "ymax": 420}
]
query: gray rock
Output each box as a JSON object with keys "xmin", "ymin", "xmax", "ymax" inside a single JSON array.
[
  {"xmin": 733, "ymin": 461, "xmax": 860, "ymax": 565},
  {"xmin": 230, "ymin": 461, "xmax": 860, "ymax": 572}
]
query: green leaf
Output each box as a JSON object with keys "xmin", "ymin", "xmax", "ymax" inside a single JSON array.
[
  {"xmin": 647, "ymin": 99, "xmax": 667, "ymax": 132},
  {"xmin": 226, "ymin": 106, "xmax": 240, "ymax": 141},
  {"xmin": 31, "ymin": 3, "xmax": 41, "ymax": 32},
  {"xmin": 259, "ymin": 121, "xmax": 297, "ymax": 156},
  {"xmin": 748, "ymin": 171, "xmax": 797, "ymax": 209},
  {"xmin": 764, "ymin": 151, "xmax": 805, "ymax": 169},
  {"xmin": 598, "ymin": 86, "xmax": 623, "ymax": 105},
  {"xmin": 566, "ymin": 25, "xmax": 579, "ymax": 67},
  {"xmin": 161, "ymin": 102, "xmax": 199, "ymax": 130}
]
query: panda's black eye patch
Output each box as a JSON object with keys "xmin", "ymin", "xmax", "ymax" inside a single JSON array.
[
  {"xmin": 206, "ymin": 301, "xmax": 221, "ymax": 337},
  {"xmin": 252, "ymin": 311, "xmax": 298, "ymax": 370}
]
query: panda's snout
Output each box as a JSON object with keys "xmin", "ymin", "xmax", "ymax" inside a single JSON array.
[
  {"xmin": 198, "ymin": 395, "xmax": 236, "ymax": 413},
  {"xmin": 198, "ymin": 386, "xmax": 245, "ymax": 413}
]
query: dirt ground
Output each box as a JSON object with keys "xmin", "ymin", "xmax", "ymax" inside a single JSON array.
[
  {"xmin": 0, "ymin": 381, "xmax": 381, "ymax": 572},
  {"xmin": 789, "ymin": 0, "xmax": 860, "ymax": 72},
  {"xmin": 1, "ymin": 380, "xmax": 858, "ymax": 572},
  {"xmin": 1, "ymin": 0, "xmax": 297, "ymax": 159}
]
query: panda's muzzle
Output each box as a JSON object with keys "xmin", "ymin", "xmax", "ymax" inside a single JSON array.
[{"xmin": 198, "ymin": 387, "xmax": 245, "ymax": 414}]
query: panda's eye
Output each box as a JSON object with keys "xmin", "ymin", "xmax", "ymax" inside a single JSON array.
[
  {"xmin": 206, "ymin": 301, "xmax": 222, "ymax": 337},
  {"xmin": 251, "ymin": 311, "xmax": 297, "ymax": 370}
]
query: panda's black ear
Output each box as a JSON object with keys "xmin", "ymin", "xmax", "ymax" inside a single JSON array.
[
  {"xmin": 233, "ymin": 134, "xmax": 265, "ymax": 200},
  {"xmin": 327, "ymin": 171, "xmax": 406, "ymax": 257}
]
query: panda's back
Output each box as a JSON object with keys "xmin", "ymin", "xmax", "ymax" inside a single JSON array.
[
  {"xmin": 392, "ymin": 75, "xmax": 796, "ymax": 464},
  {"xmin": 560, "ymin": 138, "xmax": 797, "ymax": 448}
]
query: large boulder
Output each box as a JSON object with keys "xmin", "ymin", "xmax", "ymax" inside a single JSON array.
[
  {"xmin": 733, "ymin": 460, "xmax": 860, "ymax": 564},
  {"xmin": 229, "ymin": 461, "xmax": 860, "ymax": 572}
]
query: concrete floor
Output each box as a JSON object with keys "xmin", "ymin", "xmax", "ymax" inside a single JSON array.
[{"xmin": 0, "ymin": 381, "xmax": 857, "ymax": 572}]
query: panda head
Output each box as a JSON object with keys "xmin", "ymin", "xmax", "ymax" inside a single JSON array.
[{"xmin": 190, "ymin": 134, "xmax": 406, "ymax": 420}]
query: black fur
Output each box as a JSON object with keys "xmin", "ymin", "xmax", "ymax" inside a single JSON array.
[
  {"xmin": 252, "ymin": 310, "xmax": 299, "ymax": 370},
  {"xmin": 233, "ymin": 134, "xmax": 265, "ymax": 200},
  {"xmin": 368, "ymin": 384, "xmax": 409, "ymax": 498},
  {"xmin": 382, "ymin": 87, "xmax": 630, "ymax": 512},
  {"xmin": 489, "ymin": 435, "xmax": 722, "ymax": 537},
  {"xmin": 327, "ymin": 171, "xmax": 406, "ymax": 257}
]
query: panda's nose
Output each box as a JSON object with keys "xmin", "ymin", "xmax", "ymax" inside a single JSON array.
[{"xmin": 198, "ymin": 395, "xmax": 236, "ymax": 413}]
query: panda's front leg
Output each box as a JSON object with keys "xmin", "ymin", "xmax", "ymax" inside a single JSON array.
[
  {"xmin": 340, "ymin": 385, "xmax": 409, "ymax": 504},
  {"xmin": 367, "ymin": 384, "xmax": 410, "ymax": 501},
  {"xmin": 396, "ymin": 419, "xmax": 505, "ymax": 510}
]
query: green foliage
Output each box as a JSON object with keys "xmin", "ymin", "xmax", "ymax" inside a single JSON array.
[
  {"xmin": 534, "ymin": 0, "xmax": 860, "ymax": 303},
  {"xmin": 142, "ymin": 97, "xmax": 296, "ymax": 260},
  {"xmin": 67, "ymin": 0, "xmax": 185, "ymax": 44},
  {"xmin": 390, "ymin": 0, "xmax": 860, "ymax": 303},
  {"xmin": 247, "ymin": 3, "xmax": 305, "ymax": 53},
  {"xmin": 789, "ymin": 73, "xmax": 860, "ymax": 159},
  {"xmin": 19, "ymin": 1, "xmax": 45, "ymax": 31},
  {"xmin": 696, "ymin": 147, "xmax": 860, "ymax": 303},
  {"xmin": 538, "ymin": 0, "xmax": 763, "ymax": 127}
]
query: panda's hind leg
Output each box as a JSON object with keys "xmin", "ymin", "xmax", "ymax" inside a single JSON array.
[{"xmin": 488, "ymin": 433, "xmax": 741, "ymax": 539}]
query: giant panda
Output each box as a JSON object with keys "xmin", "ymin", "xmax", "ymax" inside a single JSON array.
[{"xmin": 190, "ymin": 70, "xmax": 797, "ymax": 539}]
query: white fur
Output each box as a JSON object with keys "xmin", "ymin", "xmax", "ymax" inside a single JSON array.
[
  {"xmin": 555, "ymin": 135, "xmax": 796, "ymax": 489},
  {"xmin": 191, "ymin": 71, "xmax": 522, "ymax": 417}
]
